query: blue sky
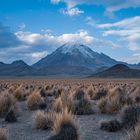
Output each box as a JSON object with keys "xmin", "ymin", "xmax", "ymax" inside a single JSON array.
[{"xmin": 0, "ymin": 0, "xmax": 140, "ymax": 64}]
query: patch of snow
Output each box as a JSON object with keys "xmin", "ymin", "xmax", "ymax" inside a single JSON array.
[{"xmin": 60, "ymin": 43, "xmax": 94, "ymax": 58}]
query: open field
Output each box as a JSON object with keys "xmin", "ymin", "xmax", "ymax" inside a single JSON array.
[{"xmin": 0, "ymin": 78, "xmax": 140, "ymax": 140}]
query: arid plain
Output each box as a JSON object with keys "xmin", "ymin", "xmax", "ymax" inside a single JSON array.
[{"xmin": 0, "ymin": 78, "xmax": 140, "ymax": 140}]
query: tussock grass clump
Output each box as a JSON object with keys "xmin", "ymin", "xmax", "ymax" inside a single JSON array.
[
  {"xmin": 74, "ymin": 88, "xmax": 85, "ymax": 100},
  {"xmin": 100, "ymin": 105, "xmax": 140, "ymax": 133},
  {"xmin": 27, "ymin": 91, "xmax": 44, "ymax": 110},
  {"xmin": 97, "ymin": 97, "xmax": 107, "ymax": 113},
  {"xmin": 0, "ymin": 92, "xmax": 16, "ymax": 117},
  {"xmin": 109, "ymin": 86, "xmax": 123, "ymax": 95},
  {"xmin": 100, "ymin": 119, "xmax": 122, "ymax": 132},
  {"xmin": 98, "ymin": 92, "xmax": 123, "ymax": 114},
  {"xmin": 34, "ymin": 111, "xmax": 54, "ymax": 130},
  {"xmin": 53, "ymin": 93, "xmax": 74, "ymax": 113},
  {"xmin": 0, "ymin": 128, "xmax": 8, "ymax": 140},
  {"xmin": 98, "ymin": 96, "xmax": 121, "ymax": 114},
  {"xmin": 74, "ymin": 96, "xmax": 93, "ymax": 115},
  {"xmin": 53, "ymin": 89, "xmax": 62, "ymax": 98},
  {"xmin": 53, "ymin": 96, "xmax": 63, "ymax": 113},
  {"xmin": 49, "ymin": 108, "xmax": 79, "ymax": 140},
  {"xmin": 14, "ymin": 86, "xmax": 26, "ymax": 101},
  {"xmin": 92, "ymin": 89, "xmax": 107, "ymax": 100},
  {"xmin": 106, "ymin": 96, "xmax": 122, "ymax": 114},
  {"xmin": 39, "ymin": 88, "xmax": 46, "ymax": 97},
  {"xmin": 123, "ymin": 121, "xmax": 140, "ymax": 140},
  {"xmin": 119, "ymin": 105, "xmax": 140, "ymax": 129}
]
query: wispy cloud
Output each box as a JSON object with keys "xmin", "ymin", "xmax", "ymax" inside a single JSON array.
[
  {"xmin": 98, "ymin": 16, "xmax": 140, "ymax": 29},
  {"xmin": 51, "ymin": 0, "xmax": 140, "ymax": 16},
  {"xmin": 98, "ymin": 16, "xmax": 140, "ymax": 51},
  {"xmin": 60, "ymin": 7, "xmax": 84, "ymax": 16}
]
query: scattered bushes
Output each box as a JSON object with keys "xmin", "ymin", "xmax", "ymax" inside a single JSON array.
[
  {"xmin": 100, "ymin": 119, "xmax": 122, "ymax": 132},
  {"xmin": 53, "ymin": 93, "xmax": 74, "ymax": 113},
  {"xmin": 49, "ymin": 108, "xmax": 79, "ymax": 140},
  {"xmin": 98, "ymin": 96, "xmax": 121, "ymax": 114},
  {"xmin": 74, "ymin": 97, "xmax": 93, "ymax": 115},
  {"xmin": 74, "ymin": 89, "xmax": 85, "ymax": 100},
  {"xmin": 0, "ymin": 128, "xmax": 8, "ymax": 140},
  {"xmin": 97, "ymin": 97, "xmax": 107, "ymax": 113},
  {"xmin": 100, "ymin": 105, "xmax": 140, "ymax": 132},
  {"xmin": 14, "ymin": 86, "xmax": 26, "ymax": 101},
  {"xmin": 106, "ymin": 96, "xmax": 122, "ymax": 114},
  {"xmin": 126, "ymin": 122, "xmax": 140, "ymax": 140},
  {"xmin": 119, "ymin": 105, "xmax": 140, "ymax": 129},
  {"xmin": 27, "ymin": 91, "xmax": 44, "ymax": 110},
  {"xmin": 0, "ymin": 92, "xmax": 16, "ymax": 117},
  {"xmin": 34, "ymin": 111, "xmax": 53, "ymax": 130},
  {"xmin": 92, "ymin": 89, "xmax": 107, "ymax": 100}
]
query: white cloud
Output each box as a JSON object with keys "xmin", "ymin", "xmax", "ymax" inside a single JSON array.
[
  {"xmin": 31, "ymin": 51, "xmax": 48, "ymax": 59},
  {"xmin": 16, "ymin": 29, "xmax": 118, "ymax": 49},
  {"xmin": 61, "ymin": 7, "xmax": 84, "ymax": 16},
  {"xmin": 98, "ymin": 16, "xmax": 140, "ymax": 29},
  {"xmin": 98, "ymin": 16, "xmax": 140, "ymax": 51},
  {"xmin": 51, "ymin": 0, "xmax": 140, "ymax": 15}
]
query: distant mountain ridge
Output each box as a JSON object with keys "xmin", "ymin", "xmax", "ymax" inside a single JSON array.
[
  {"xmin": 0, "ymin": 60, "xmax": 35, "ymax": 76},
  {"xmin": 91, "ymin": 64, "xmax": 140, "ymax": 78},
  {"xmin": 0, "ymin": 43, "xmax": 140, "ymax": 77}
]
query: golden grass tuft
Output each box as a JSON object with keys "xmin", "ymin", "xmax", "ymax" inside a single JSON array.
[
  {"xmin": 97, "ymin": 97, "xmax": 107, "ymax": 113},
  {"xmin": 124, "ymin": 121, "xmax": 140, "ymax": 140},
  {"xmin": 34, "ymin": 110, "xmax": 54, "ymax": 130},
  {"xmin": 106, "ymin": 96, "xmax": 121, "ymax": 114},
  {"xmin": 0, "ymin": 92, "xmax": 16, "ymax": 117},
  {"xmin": 53, "ymin": 92, "xmax": 74, "ymax": 113},
  {"xmin": 14, "ymin": 86, "xmax": 26, "ymax": 101},
  {"xmin": 27, "ymin": 91, "xmax": 43, "ymax": 110},
  {"xmin": 0, "ymin": 128, "xmax": 8, "ymax": 140},
  {"xmin": 53, "ymin": 108, "xmax": 75, "ymax": 134}
]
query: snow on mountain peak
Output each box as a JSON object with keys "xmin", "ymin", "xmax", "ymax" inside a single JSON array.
[{"xmin": 60, "ymin": 43, "xmax": 94, "ymax": 58}]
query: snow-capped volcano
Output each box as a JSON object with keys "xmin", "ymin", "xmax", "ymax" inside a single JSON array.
[{"xmin": 33, "ymin": 43, "xmax": 118, "ymax": 71}]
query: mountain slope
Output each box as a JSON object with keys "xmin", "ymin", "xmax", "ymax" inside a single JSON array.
[
  {"xmin": 38, "ymin": 65, "xmax": 93, "ymax": 76},
  {"xmin": 91, "ymin": 64, "xmax": 140, "ymax": 78},
  {"xmin": 33, "ymin": 43, "xmax": 118, "ymax": 70},
  {"xmin": 0, "ymin": 60, "xmax": 35, "ymax": 76}
]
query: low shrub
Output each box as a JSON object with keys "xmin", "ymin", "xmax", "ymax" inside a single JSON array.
[
  {"xmin": 0, "ymin": 128, "xmax": 8, "ymax": 140},
  {"xmin": 74, "ymin": 98, "xmax": 93, "ymax": 115},
  {"xmin": 27, "ymin": 91, "xmax": 44, "ymax": 110},
  {"xmin": 49, "ymin": 108, "xmax": 79, "ymax": 140},
  {"xmin": 100, "ymin": 119, "xmax": 122, "ymax": 132},
  {"xmin": 34, "ymin": 111, "xmax": 53, "ymax": 130},
  {"xmin": 0, "ymin": 92, "xmax": 16, "ymax": 117},
  {"xmin": 119, "ymin": 105, "xmax": 140, "ymax": 129}
]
